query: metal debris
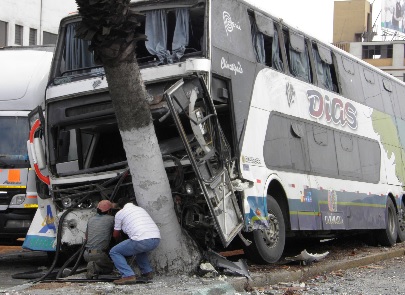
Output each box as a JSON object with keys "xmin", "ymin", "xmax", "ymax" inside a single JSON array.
[
  {"xmin": 205, "ymin": 250, "xmax": 251, "ymax": 280},
  {"xmin": 285, "ymin": 249, "xmax": 329, "ymax": 265}
]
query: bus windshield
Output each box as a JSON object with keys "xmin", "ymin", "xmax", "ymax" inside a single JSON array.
[
  {"xmin": 0, "ymin": 117, "xmax": 29, "ymax": 168},
  {"xmin": 54, "ymin": 1, "xmax": 206, "ymax": 82}
]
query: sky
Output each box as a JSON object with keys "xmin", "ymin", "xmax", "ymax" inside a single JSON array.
[{"xmin": 244, "ymin": 0, "xmax": 382, "ymax": 43}]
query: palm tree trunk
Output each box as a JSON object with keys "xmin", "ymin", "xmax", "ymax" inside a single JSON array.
[{"xmin": 104, "ymin": 62, "xmax": 201, "ymax": 273}]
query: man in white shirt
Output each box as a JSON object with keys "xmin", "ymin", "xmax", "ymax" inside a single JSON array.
[{"xmin": 109, "ymin": 201, "xmax": 161, "ymax": 285}]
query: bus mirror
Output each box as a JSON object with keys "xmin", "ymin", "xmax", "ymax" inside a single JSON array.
[
  {"xmin": 26, "ymin": 140, "xmax": 34, "ymax": 169},
  {"xmin": 34, "ymin": 138, "xmax": 46, "ymax": 170}
]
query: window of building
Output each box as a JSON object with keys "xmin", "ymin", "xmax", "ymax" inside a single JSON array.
[
  {"xmin": 15, "ymin": 24, "xmax": 23, "ymax": 45},
  {"xmin": 43, "ymin": 31, "xmax": 57, "ymax": 45},
  {"xmin": 0, "ymin": 21, "xmax": 7, "ymax": 47},
  {"xmin": 29, "ymin": 28, "xmax": 37, "ymax": 45},
  {"xmin": 362, "ymin": 45, "xmax": 393, "ymax": 59}
]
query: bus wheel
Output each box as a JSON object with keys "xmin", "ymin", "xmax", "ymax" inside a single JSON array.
[
  {"xmin": 246, "ymin": 195, "xmax": 286, "ymax": 264},
  {"xmin": 377, "ymin": 198, "xmax": 398, "ymax": 246},
  {"xmin": 397, "ymin": 200, "xmax": 405, "ymax": 242}
]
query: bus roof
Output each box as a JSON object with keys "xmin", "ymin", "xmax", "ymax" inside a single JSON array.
[{"xmin": 0, "ymin": 46, "xmax": 54, "ymax": 111}]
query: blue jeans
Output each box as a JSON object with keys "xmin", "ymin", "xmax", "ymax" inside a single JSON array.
[{"xmin": 109, "ymin": 238, "xmax": 160, "ymax": 278}]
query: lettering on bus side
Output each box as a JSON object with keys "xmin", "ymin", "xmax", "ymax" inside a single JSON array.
[
  {"xmin": 307, "ymin": 90, "xmax": 357, "ymax": 130},
  {"xmin": 221, "ymin": 57, "xmax": 243, "ymax": 75},
  {"xmin": 324, "ymin": 214, "xmax": 344, "ymax": 225},
  {"xmin": 223, "ymin": 11, "xmax": 242, "ymax": 36}
]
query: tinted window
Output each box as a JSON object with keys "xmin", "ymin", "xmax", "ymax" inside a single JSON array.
[
  {"xmin": 335, "ymin": 133, "xmax": 361, "ymax": 179},
  {"xmin": 307, "ymin": 125, "xmax": 338, "ymax": 176},
  {"xmin": 263, "ymin": 115, "xmax": 309, "ymax": 171},
  {"xmin": 358, "ymin": 138, "xmax": 380, "ymax": 183},
  {"xmin": 312, "ymin": 43, "xmax": 337, "ymax": 92},
  {"xmin": 361, "ymin": 67, "xmax": 384, "ymax": 111},
  {"xmin": 335, "ymin": 53, "xmax": 365, "ymax": 104},
  {"xmin": 263, "ymin": 114, "xmax": 380, "ymax": 183},
  {"xmin": 284, "ymin": 29, "xmax": 311, "ymax": 83}
]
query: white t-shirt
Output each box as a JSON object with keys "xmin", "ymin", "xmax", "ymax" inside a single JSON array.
[{"xmin": 114, "ymin": 203, "xmax": 161, "ymax": 241}]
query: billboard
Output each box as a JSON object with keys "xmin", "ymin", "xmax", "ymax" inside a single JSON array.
[{"xmin": 381, "ymin": 0, "xmax": 405, "ymax": 34}]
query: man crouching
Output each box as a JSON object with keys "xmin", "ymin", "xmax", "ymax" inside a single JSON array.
[
  {"xmin": 84, "ymin": 200, "xmax": 115, "ymax": 279},
  {"xmin": 110, "ymin": 200, "xmax": 161, "ymax": 285}
]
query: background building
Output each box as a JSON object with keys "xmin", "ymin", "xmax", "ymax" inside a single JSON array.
[
  {"xmin": 333, "ymin": 0, "xmax": 405, "ymax": 81},
  {"xmin": 0, "ymin": 0, "xmax": 77, "ymax": 47},
  {"xmin": 333, "ymin": 0, "xmax": 375, "ymax": 43}
]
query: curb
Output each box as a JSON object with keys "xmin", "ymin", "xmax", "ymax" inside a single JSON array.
[{"xmin": 228, "ymin": 248, "xmax": 405, "ymax": 292}]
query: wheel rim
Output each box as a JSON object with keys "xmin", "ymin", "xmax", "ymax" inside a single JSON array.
[
  {"xmin": 260, "ymin": 213, "xmax": 279, "ymax": 249},
  {"xmin": 399, "ymin": 204, "xmax": 405, "ymax": 234},
  {"xmin": 388, "ymin": 206, "xmax": 396, "ymax": 237}
]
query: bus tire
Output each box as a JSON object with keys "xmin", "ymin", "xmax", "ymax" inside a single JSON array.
[
  {"xmin": 245, "ymin": 195, "xmax": 286, "ymax": 264},
  {"xmin": 377, "ymin": 198, "xmax": 398, "ymax": 246},
  {"xmin": 397, "ymin": 200, "xmax": 405, "ymax": 243}
]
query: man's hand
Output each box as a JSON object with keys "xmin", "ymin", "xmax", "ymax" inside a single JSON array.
[{"xmin": 113, "ymin": 229, "xmax": 122, "ymax": 242}]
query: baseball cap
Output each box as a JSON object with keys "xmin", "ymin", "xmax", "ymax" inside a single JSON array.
[{"xmin": 97, "ymin": 200, "xmax": 112, "ymax": 212}]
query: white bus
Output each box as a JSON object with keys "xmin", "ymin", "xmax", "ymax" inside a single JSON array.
[
  {"xmin": 28, "ymin": 0, "xmax": 405, "ymax": 263},
  {"xmin": 0, "ymin": 46, "xmax": 53, "ymax": 244}
]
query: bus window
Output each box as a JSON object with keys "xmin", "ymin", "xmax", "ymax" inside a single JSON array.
[
  {"xmin": 394, "ymin": 82, "xmax": 405, "ymax": 120},
  {"xmin": 361, "ymin": 67, "xmax": 384, "ymax": 112},
  {"xmin": 284, "ymin": 29, "xmax": 311, "ymax": 83},
  {"xmin": 249, "ymin": 12, "xmax": 283, "ymax": 71},
  {"xmin": 312, "ymin": 43, "xmax": 338, "ymax": 93},
  {"xmin": 358, "ymin": 138, "xmax": 381, "ymax": 183},
  {"xmin": 379, "ymin": 78, "xmax": 395, "ymax": 116},
  {"xmin": 307, "ymin": 124, "xmax": 338, "ymax": 177},
  {"xmin": 61, "ymin": 22, "xmax": 99, "ymax": 76},
  {"xmin": 335, "ymin": 53, "xmax": 365, "ymax": 104},
  {"xmin": 139, "ymin": 4, "xmax": 205, "ymax": 65},
  {"xmin": 334, "ymin": 132, "xmax": 361, "ymax": 179},
  {"xmin": 263, "ymin": 114, "xmax": 309, "ymax": 172}
]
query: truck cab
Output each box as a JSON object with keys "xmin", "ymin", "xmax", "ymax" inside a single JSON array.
[{"xmin": 0, "ymin": 46, "xmax": 53, "ymax": 244}]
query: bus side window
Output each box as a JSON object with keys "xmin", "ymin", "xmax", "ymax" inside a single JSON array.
[
  {"xmin": 249, "ymin": 12, "xmax": 283, "ymax": 71},
  {"xmin": 284, "ymin": 29, "xmax": 312, "ymax": 83},
  {"xmin": 361, "ymin": 67, "xmax": 384, "ymax": 112},
  {"xmin": 312, "ymin": 43, "xmax": 338, "ymax": 93}
]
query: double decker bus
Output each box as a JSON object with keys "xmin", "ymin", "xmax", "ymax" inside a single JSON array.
[{"xmin": 27, "ymin": 0, "xmax": 405, "ymax": 263}]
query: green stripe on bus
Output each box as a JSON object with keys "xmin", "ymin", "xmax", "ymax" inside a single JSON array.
[{"xmin": 318, "ymin": 201, "xmax": 385, "ymax": 208}]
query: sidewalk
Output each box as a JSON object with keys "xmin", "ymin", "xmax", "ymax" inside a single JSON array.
[
  {"xmin": 229, "ymin": 245, "xmax": 405, "ymax": 292},
  {"xmin": 3, "ymin": 243, "xmax": 405, "ymax": 294}
]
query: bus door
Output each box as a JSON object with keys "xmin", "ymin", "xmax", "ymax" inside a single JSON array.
[{"xmin": 164, "ymin": 77, "xmax": 244, "ymax": 247}]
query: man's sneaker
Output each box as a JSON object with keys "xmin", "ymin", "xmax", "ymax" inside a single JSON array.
[
  {"xmin": 86, "ymin": 261, "xmax": 98, "ymax": 279},
  {"xmin": 141, "ymin": 272, "xmax": 154, "ymax": 281},
  {"xmin": 113, "ymin": 275, "xmax": 137, "ymax": 285}
]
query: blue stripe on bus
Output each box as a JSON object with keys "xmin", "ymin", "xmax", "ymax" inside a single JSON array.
[{"xmin": 22, "ymin": 235, "xmax": 56, "ymax": 251}]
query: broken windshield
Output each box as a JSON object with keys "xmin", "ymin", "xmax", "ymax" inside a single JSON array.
[
  {"xmin": 54, "ymin": 1, "xmax": 206, "ymax": 82},
  {"xmin": 0, "ymin": 117, "xmax": 29, "ymax": 169}
]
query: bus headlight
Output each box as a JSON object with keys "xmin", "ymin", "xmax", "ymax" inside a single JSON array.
[
  {"xmin": 185, "ymin": 183, "xmax": 194, "ymax": 195},
  {"xmin": 10, "ymin": 194, "xmax": 26, "ymax": 205},
  {"xmin": 62, "ymin": 198, "xmax": 72, "ymax": 208}
]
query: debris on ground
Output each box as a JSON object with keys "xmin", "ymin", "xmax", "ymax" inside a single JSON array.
[
  {"xmin": 205, "ymin": 249, "xmax": 251, "ymax": 280},
  {"xmin": 285, "ymin": 249, "xmax": 329, "ymax": 265}
]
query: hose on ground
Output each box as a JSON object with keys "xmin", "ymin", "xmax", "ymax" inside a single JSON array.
[
  {"xmin": 56, "ymin": 241, "xmax": 86, "ymax": 278},
  {"xmin": 31, "ymin": 208, "xmax": 73, "ymax": 283}
]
